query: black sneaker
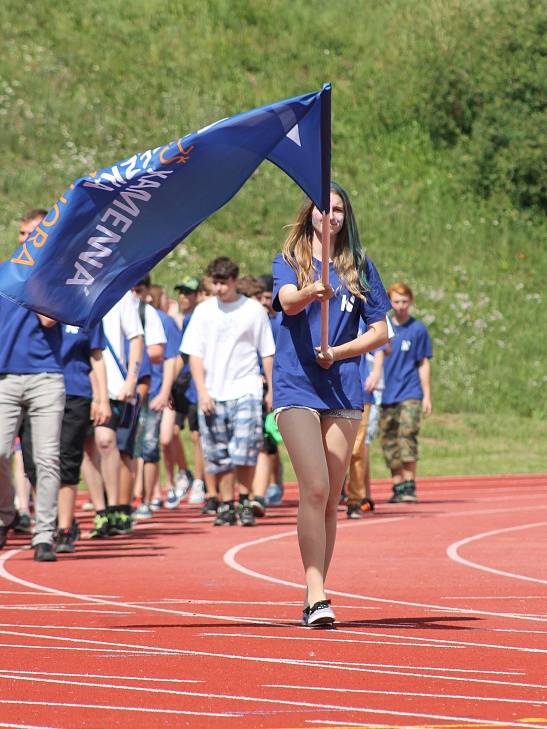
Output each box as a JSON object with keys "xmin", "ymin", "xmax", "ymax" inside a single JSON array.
[
  {"xmin": 307, "ymin": 599, "xmax": 335, "ymax": 627},
  {"xmin": 301, "ymin": 605, "xmax": 310, "ymax": 626},
  {"xmin": 249, "ymin": 496, "xmax": 266, "ymax": 517},
  {"xmin": 113, "ymin": 511, "xmax": 133, "ymax": 535},
  {"xmin": 90, "ymin": 512, "xmax": 110, "ymax": 539},
  {"xmin": 56, "ymin": 528, "xmax": 76, "ymax": 553},
  {"xmin": 0, "ymin": 525, "xmax": 7, "ymax": 550},
  {"xmin": 34, "ymin": 543, "xmax": 57, "ymax": 562},
  {"xmin": 388, "ymin": 483, "xmax": 406, "ymax": 503},
  {"xmin": 239, "ymin": 501, "xmax": 256, "ymax": 527},
  {"xmin": 347, "ymin": 502, "xmax": 363, "ymax": 519},
  {"xmin": 201, "ymin": 496, "xmax": 219, "ymax": 515},
  {"xmin": 402, "ymin": 480, "xmax": 417, "ymax": 502},
  {"xmin": 213, "ymin": 503, "xmax": 237, "ymax": 526},
  {"xmin": 13, "ymin": 512, "xmax": 32, "ymax": 534}
]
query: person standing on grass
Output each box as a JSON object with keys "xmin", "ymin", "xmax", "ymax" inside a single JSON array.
[
  {"xmin": 379, "ymin": 282, "xmax": 432, "ymax": 504},
  {"xmin": 0, "ymin": 209, "xmax": 65, "ymax": 561},
  {"xmin": 182, "ymin": 256, "xmax": 275, "ymax": 527},
  {"xmin": 272, "ymin": 183, "xmax": 389, "ymax": 627}
]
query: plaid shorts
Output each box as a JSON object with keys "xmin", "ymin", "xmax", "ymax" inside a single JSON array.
[{"xmin": 198, "ymin": 394, "xmax": 263, "ymax": 474}]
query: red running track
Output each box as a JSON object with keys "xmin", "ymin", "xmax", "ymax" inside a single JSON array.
[{"xmin": 0, "ymin": 474, "xmax": 546, "ymax": 729}]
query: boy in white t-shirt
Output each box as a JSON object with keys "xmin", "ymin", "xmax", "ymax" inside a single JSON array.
[{"xmin": 181, "ymin": 257, "xmax": 275, "ymax": 526}]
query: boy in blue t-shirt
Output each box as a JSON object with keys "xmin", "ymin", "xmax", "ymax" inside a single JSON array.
[
  {"xmin": 379, "ymin": 282, "xmax": 433, "ymax": 503},
  {"xmin": 0, "ymin": 209, "xmax": 65, "ymax": 561}
]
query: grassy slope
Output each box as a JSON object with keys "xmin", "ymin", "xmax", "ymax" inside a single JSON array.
[{"xmin": 1, "ymin": 0, "xmax": 545, "ymax": 474}]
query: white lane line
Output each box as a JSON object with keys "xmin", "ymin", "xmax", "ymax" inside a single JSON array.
[
  {"xmin": 0, "ymin": 670, "xmax": 202, "ymax": 683},
  {"xmin": 0, "ymin": 699, "xmax": 239, "ymax": 719},
  {"xmin": 442, "ymin": 596, "xmax": 547, "ymax": 600},
  {"xmin": 0, "ymin": 723, "xmax": 63, "ymax": 729},
  {"xmin": 223, "ymin": 524, "xmax": 547, "ymax": 623},
  {"xmin": 1, "ymin": 645, "xmax": 543, "ymax": 688},
  {"xmin": 200, "ymin": 631, "xmax": 461, "ymax": 650},
  {"xmin": 0, "ymin": 677, "xmax": 545, "ymax": 728},
  {"xmin": 0, "ymin": 643, "xmax": 168, "ymax": 655},
  {"xmin": 0, "ymin": 624, "xmax": 152, "ymax": 633},
  {"xmin": 159, "ymin": 599, "xmax": 377, "ymax": 609},
  {"xmin": 447, "ymin": 522, "xmax": 547, "ymax": 585},
  {"xmin": 200, "ymin": 650, "xmax": 523, "ymax": 675},
  {"xmin": 0, "ymin": 606, "xmax": 132, "ymax": 614},
  {"xmin": 264, "ymin": 683, "xmax": 547, "ymax": 706}
]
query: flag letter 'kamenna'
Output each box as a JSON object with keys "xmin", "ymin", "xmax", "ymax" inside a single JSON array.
[{"xmin": 0, "ymin": 84, "xmax": 331, "ymax": 328}]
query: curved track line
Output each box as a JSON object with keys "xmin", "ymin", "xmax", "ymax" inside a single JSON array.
[
  {"xmin": 447, "ymin": 522, "xmax": 547, "ymax": 585},
  {"xmin": 223, "ymin": 520, "xmax": 547, "ymax": 623}
]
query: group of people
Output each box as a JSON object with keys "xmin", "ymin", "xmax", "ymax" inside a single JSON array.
[{"xmin": 0, "ymin": 185, "xmax": 432, "ymax": 628}]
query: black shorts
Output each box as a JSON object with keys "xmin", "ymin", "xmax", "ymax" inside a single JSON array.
[
  {"xmin": 60, "ymin": 396, "xmax": 91, "ymax": 485},
  {"xmin": 175, "ymin": 400, "xmax": 199, "ymax": 432}
]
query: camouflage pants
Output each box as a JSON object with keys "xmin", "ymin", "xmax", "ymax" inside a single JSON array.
[{"xmin": 379, "ymin": 399, "xmax": 422, "ymax": 470}]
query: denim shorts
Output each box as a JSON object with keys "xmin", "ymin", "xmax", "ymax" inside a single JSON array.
[
  {"xmin": 274, "ymin": 406, "xmax": 362, "ymax": 421},
  {"xmin": 134, "ymin": 404, "xmax": 162, "ymax": 463},
  {"xmin": 198, "ymin": 394, "xmax": 263, "ymax": 474}
]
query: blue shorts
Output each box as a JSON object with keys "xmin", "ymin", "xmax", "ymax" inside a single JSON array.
[{"xmin": 198, "ymin": 394, "xmax": 263, "ymax": 474}]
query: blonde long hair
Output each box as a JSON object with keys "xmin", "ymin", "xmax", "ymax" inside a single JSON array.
[{"xmin": 281, "ymin": 182, "xmax": 368, "ymax": 298}]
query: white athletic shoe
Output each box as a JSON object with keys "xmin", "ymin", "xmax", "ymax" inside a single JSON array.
[
  {"xmin": 188, "ymin": 479, "xmax": 205, "ymax": 505},
  {"xmin": 306, "ymin": 600, "xmax": 335, "ymax": 627},
  {"xmin": 165, "ymin": 488, "xmax": 181, "ymax": 509},
  {"xmin": 134, "ymin": 503, "xmax": 153, "ymax": 520},
  {"xmin": 174, "ymin": 470, "xmax": 192, "ymax": 499}
]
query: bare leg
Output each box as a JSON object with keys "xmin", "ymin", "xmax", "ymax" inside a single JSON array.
[
  {"xmin": 13, "ymin": 450, "xmax": 31, "ymax": 514},
  {"xmin": 143, "ymin": 462, "xmax": 159, "ymax": 504},
  {"xmin": 81, "ymin": 438, "xmax": 106, "ymax": 511},
  {"xmin": 321, "ymin": 416, "xmax": 361, "ymax": 579},
  {"xmin": 160, "ymin": 408, "xmax": 177, "ymax": 490},
  {"xmin": 251, "ymin": 450, "xmax": 270, "ymax": 498},
  {"xmin": 402, "ymin": 461, "xmax": 417, "ymax": 482},
  {"xmin": 119, "ymin": 453, "xmax": 134, "ymax": 506},
  {"xmin": 95, "ymin": 426, "xmax": 120, "ymax": 507},
  {"xmin": 58, "ymin": 484, "xmax": 76, "ymax": 530},
  {"xmin": 277, "ymin": 409, "xmax": 330, "ymax": 607},
  {"xmin": 191, "ymin": 431, "xmax": 205, "ymax": 481},
  {"xmin": 218, "ymin": 470, "xmax": 236, "ymax": 502}
]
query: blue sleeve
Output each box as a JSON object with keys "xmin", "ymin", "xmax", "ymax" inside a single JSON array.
[
  {"xmin": 89, "ymin": 322, "xmax": 106, "ymax": 351},
  {"xmin": 272, "ymin": 253, "xmax": 298, "ymax": 312},
  {"xmin": 165, "ymin": 316, "xmax": 182, "ymax": 359},
  {"xmin": 360, "ymin": 257, "xmax": 390, "ymax": 326},
  {"xmin": 415, "ymin": 323, "xmax": 433, "ymax": 361}
]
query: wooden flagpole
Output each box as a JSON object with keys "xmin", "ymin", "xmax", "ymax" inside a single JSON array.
[{"xmin": 320, "ymin": 211, "xmax": 330, "ymax": 354}]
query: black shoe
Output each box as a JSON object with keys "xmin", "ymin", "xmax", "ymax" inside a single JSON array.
[
  {"xmin": 347, "ymin": 502, "xmax": 363, "ymax": 519},
  {"xmin": 34, "ymin": 543, "xmax": 57, "ymax": 562},
  {"xmin": 213, "ymin": 503, "xmax": 237, "ymax": 526},
  {"xmin": 388, "ymin": 483, "xmax": 406, "ymax": 503},
  {"xmin": 239, "ymin": 501, "xmax": 256, "ymax": 527},
  {"xmin": 13, "ymin": 512, "xmax": 33, "ymax": 534},
  {"xmin": 90, "ymin": 512, "xmax": 110, "ymax": 538},
  {"xmin": 401, "ymin": 480, "xmax": 417, "ymax": 502},
  {"xmin": 56, "ymin": 528, "xmax": 76, "ymax": 553},
  {"xmin": 0, "ymin": 525, "xmax": 7, "ymax": 550},
  {"xmin": 113, "ymin": 511, "xmax": 133, "ymax": 535},
  {"xmin": 201, "ymin": 496, "xmax": 219, "ymax": 515},
  {"xmin": 249, "ymin": 496, "xmax": 266, "ymax": 517},
  {"xmin": 301, "ymin": 605, "xmax": 310, "ymax": 626},
  {"xmin": 307, "ymin": 599, "xmax": 335, "ymax": 627}
]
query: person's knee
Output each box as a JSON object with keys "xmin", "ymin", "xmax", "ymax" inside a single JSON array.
[
  {"xmin": 96, "ymin": 430, "xmax": 116, "ymax": 453},
  {"xmin": 301, "ymin": 480, "xmax": 329, "ymax": 509}
]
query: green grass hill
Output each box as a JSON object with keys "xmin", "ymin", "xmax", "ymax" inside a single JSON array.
[{"xmin": 1, "ymin": 0, "xmax": 545, "ymax": 474}]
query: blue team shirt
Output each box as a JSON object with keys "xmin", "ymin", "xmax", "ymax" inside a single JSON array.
[
  {"xmin": 0, "ymin": 297, "xmax": 62, "ymax": 374},
  {"xmin": 61, "ymin": 323, "xmax": 106, "ymax": 398},
  {"xmin": 272, "ymin": 254, "xmax": 390, "ymax": 411},
  {"xmin": 149, "ymin": 310, "xmax": 181, "ymax": 399},
  {"xmin": 179, "ymin": 311, "xmax": 197, "ymax": 404},
  {"xmin": 382, "ymin": 317, "xmax": 433, "ymax": 405}
]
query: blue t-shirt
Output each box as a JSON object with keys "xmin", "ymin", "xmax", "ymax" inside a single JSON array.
[
  {"xmin": 272, "ymin": 254, "xmax": 389, "ymax": 411},
  {"xmin": 269, "ymin": 311, "xmax": 281, "ymax": 342},
  {"xmin": 149, "ymin": 310, "xmax": 181, "ymax": 399},
  {"xmin": 0, "ymin": 297, "xmax": 62, "ymax": 374},
  {"xmin": 382, "ymin": 317, "xmax": 433, "ymax": 405},
  {"xmin": 179, "ymin": 311, "xmax": 197, "ymax": 405},
  {"xmin": 61, "ymin": 323, "xmax": 106, "ymax": 398}
]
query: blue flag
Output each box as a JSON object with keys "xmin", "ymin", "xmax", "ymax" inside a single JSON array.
[{"xmin": 0, "ymin": 84, "xmax": 331, "ymax": 328}]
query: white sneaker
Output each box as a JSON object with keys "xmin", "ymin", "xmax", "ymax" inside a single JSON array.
[
  {"xmin": 307, "ymin": 599, "xmax": 335, "ymax": 627},
  {"xmin": 134, "ymin": 503, "xmax": 153, "ymax": 520},
  {"xmin": 188, "ymin": 479, "xmax": 205, "ymax": 505},
  {"xmin": 165, "ymin": 488, "xmax": 181, "ymax": 509},
  {"xmin": 174, "ymin": 470, "xmax": 192, "ymax": 499}
]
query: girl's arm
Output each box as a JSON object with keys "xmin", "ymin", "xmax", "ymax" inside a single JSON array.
[
  {"xmin": 278, "ymin": 282, "xmax": 333, "ymax": 316},
  {"xmin": 364, "ymin": 348, "xmax": 385, "ymax": 392},
  {"xmin": 89, "ymin": 349, "xmax": 112, "ymax": 425},
  {"xmin": 316, "ymin": 319, "xmax": 388, "ymax": 369}
]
